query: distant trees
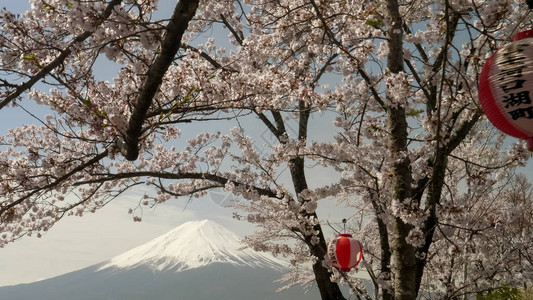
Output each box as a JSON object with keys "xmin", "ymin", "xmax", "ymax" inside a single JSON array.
[{"xmin": 0, "ymin": 0, "xmax": 532, "ymax": 299}]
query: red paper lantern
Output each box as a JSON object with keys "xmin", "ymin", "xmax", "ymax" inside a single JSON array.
[
  {"xmin": 479, "ymin": 29, "xmax": 533, "ymax": 151},
  {"xmin": 327, "ymin": 234, "xmax": 363, "ymax": 272}
]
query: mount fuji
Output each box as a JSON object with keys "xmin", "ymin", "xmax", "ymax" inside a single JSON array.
[
  {"xmin": 99, "ymin": 219, "xmax": 287, "ymax": 272},
  {"xmin": 0, "ymin": 220, "xmax": 320, "ymax": 300}
]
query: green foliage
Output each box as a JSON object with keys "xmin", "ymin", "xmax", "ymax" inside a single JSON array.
[
  {"xmin": 22, "ymin": 53, "xmax": 37, "ymax": 61},
  {"xmin": 365, "ymin": 19, "xmax": 384, "ymax": 29},
  {"xmin": 81, "ymin": 97, "xmax": 92, "ymax": 107},
  {"xmin": 406, "ymin": 108, "xmax": 424, "ymax": 116},
  {"xmin": 476, "ymin": 286, "xmax": 521, "ymax": 300}
]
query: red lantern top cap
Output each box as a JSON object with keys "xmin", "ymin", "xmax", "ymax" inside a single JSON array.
[
  {"xmin": 338, "ymin": 233, "xmax": 352, "ymax": 237},
  {"xmin": 513, "ymin": 30, "xmax": 533, "ymax": 42}
]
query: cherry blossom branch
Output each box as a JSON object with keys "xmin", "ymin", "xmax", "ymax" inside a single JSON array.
[
  {"xmin": 155, "ymin": 181, "xmax": 218, "ymax": 198},
  {"xmin": 308, "ymin": 0, "xmax": 385, "ymax": 109},
  {"xmin": 449, "ymin": 152, "xmax": 522, "ymax": 171},
  {"xmin": 0, "ymin": 149, "xmax": 109, "ymax": 219},
  {"xmin": 0, "ymin": 0, "xmax": 123, "ymax": 110},
  {"xmin": 57, "ymin": 182, "xmax": 105, "ymax": 214},
  {"xmin": 180, "ymin": 43, "xmax": 236, "ymax": 72},
  {"xmin": 255, "ymin": 112, "xmax": 283, "ymax": 141},
  {"xmin": 444, "ymin": 111, "xmax": 482, "ymax": 155},
  {"xmin": 220, "ymin": 14, "xmax": 244, "ymax": 45},
  {"xmin": 338, "ymin": 272, "xmax": 373, "ymax": 300}
]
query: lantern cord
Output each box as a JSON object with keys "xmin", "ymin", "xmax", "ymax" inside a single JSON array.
[
  {"xmin": 326, "ymin": 218, "xmax": 351, "ymax": 234},
  {"xmin": 342, "ymin": 218, "xmax": 347, "ymax": 234},
  {"xmin": 508, "ymin": 9, "xmax": 531, "ymax": 41}
]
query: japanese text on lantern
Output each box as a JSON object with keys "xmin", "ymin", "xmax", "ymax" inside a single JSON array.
[
  {"xmin": 497, "ymin": 43, "xmax": 533, "ymax": 120},
  {"xmin": 327, "ymin": 241, "xmax": 339, "ymax": 265}
]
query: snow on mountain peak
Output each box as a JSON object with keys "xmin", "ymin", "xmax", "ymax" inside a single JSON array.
[{"xmin": 99, "ymin": 220, "xmax": 287, "ymax": 272}]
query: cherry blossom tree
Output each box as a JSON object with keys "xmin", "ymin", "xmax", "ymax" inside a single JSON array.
[{"xmin": 0, "ymin": 0, "xmax": 532, "ymax": 299}]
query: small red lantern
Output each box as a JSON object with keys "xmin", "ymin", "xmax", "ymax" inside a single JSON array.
[
  {"xmin": 479, "ymin": 29, "xmax": 533, "ymax": 151},
  {"xmin": 327, "ymin": 234, "xmax": 363, "ymax": 272}
]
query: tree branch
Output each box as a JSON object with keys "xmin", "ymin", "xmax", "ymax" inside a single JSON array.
[
  {"xmin": 73, "ymin": 171, "xmax": 281, "ymax": 199},
  {"xmin": 118, "ymin": 0, "xmax": 199, "ymax": 161}
]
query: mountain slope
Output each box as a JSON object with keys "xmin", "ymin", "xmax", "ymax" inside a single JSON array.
[
  {"xmin": 99, "ymin": 219, "xmax": 286, "ymax": 272},
  {"xmin": 0, "ymin": 263, "xmax": 317, "ymax": 300},
  {"xmin": 0, "ymin": 220, "xmax": 320, "ymax": 300}
]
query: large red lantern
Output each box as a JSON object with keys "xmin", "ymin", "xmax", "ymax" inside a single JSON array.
[
  {"xmin": 327, "ymin": 234, "xmax": 363, "ymax": 272},
  {"xmin": 479, "ymin": 29, "xmax": 533, "ymax": 151}
]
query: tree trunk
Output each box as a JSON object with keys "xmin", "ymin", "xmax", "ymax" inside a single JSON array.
[
  {"xmin": 371, "ymin": 198, "xmax": 394, "ymax": 300},
  {"xmin": 291, "ymin": 156, "xmax": 346, "ymax": 300},
  {"xmin": 384, "ymin": 0, "xmax": 420, "ymax": 298},
  {"xmin": 392, "ymin": 219, "xmax": 418, "ymax": 299},
  {"xmin": 286, "ymin": 104, "xmax": 346, "ymax": 300}
]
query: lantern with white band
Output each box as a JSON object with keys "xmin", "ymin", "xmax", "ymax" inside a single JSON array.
[
  {"xmin": 327, "ymin": 234, "xmax": 363, "ymax": 272},
  {"xmin": 478, "ymin": 29, "xmax": 533, "ymax": 151}
]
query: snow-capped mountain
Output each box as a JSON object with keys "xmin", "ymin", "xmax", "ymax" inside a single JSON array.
[
  {"xmin": 99, "ymin": 219, "xmax": 286, "ymax": 272},
  {"xmin": 0, "ymin": 219, "xmax": 320, "ymax": 300}
]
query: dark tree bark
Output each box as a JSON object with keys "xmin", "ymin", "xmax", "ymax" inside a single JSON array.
[
  {"xmin": 383, "ymin": 0, "xmax": 418, "ymax": 299},
  {"xmin": 118, "ymin": 0, "xmax": 199, "ymax": 161}
]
